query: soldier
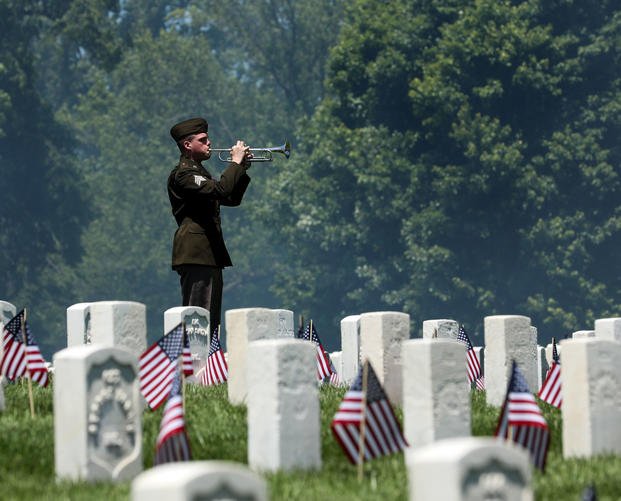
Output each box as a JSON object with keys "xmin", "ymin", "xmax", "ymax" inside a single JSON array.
[{"xmin": 167, "ymin": 117, "xmax": 252, "ymax": 329}]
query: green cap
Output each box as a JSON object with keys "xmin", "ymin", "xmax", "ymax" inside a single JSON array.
[{"xmin": 170, "ymin": 117, "xmax": 208, "ymax": 142}]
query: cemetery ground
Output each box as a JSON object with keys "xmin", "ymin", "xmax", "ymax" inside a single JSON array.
[{"xmin": 1, "ymin": 383, "xmax": 620, "ymax": 500}]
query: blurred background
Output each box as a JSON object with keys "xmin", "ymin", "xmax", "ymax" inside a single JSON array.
[{"xmin": 1, "ymin": 0, "xmax": 620, "ymax": 357}]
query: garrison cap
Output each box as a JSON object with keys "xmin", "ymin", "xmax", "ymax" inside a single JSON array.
[{"xmin": 170, "ymin": 117, "xmax": 208, "ymax": 142}]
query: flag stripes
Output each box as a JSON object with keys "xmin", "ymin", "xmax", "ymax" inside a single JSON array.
[
  {"xmin": 538, "ymin": 362, "xmax": 562, "ymax": 408},
  {"xmin": 457, "ymin": 324, "xmax": 484, "ymax": 390},
  {"xmin": 495, "ymin": 361, "xmax": 550, "ymax": 471},
  {"xmin": 199, "ymin": 332, "xmax": 228, "ymax": 386},
  {"xmin": 139, "ymin": 323, "xmax": 185, "ymax": 410},
  {"xmin": 154, "ymin": 368, "xmax": 191, "ymax": 465},
  {"xmin": 1, "ymin": 310, "xmax": 48, "ymax": 386},
  {"xmin": 331, "ymin": 361, "xmax": 407, "ymax": 464}
]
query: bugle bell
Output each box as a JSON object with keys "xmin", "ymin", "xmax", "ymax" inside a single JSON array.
[{"xmin": 211, "ymin": 140, "xmax": 291, "ymax": 163}]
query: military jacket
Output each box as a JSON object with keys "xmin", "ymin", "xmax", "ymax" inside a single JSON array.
[{"xmin": 167, "ymin": 156, "xmax": 250, "ymax": 268}]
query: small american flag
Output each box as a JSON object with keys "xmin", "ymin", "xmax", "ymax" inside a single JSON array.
[
  {"xmin": 495, "ymin": 361, "xmax": 550, "ymax": 470},
  {"xmin": 154, "ymin": 366, "xmax": 192, "ymax": 465},
  {"xmin": 301, "ymin": 321, "xmax": 334, "ymax": 382},
  {"xmin": 331, "ymin": 360, "xmax": 407, "ymax": 464},
  {"xmin": 182, "ymin": 329, "xmax": 193, "ymax": 377},
  {"xmin": 139, "ymin": 323, "xmax": 186, "ymax": 410},
  {"xmin": 199, "ymin": 328, "xmax": 228, "ymax": 386},
  {"xmin": 1, "ymin": 309, "xmax": 48, "ymax": 387},
  {"xmin": 538, "ymin": 338, "xmax": 561, "ymax": 408},
  {"xmin": 456, "ymin": 324, "xmax": 484, "ymax": 390}
]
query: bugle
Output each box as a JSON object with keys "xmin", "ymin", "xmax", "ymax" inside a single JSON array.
[{"xmin": 211, "ymin": 140, "xmax": 291, "ymax": 163}]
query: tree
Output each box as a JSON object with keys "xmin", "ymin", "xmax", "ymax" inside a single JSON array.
[
  {"xmin": 263, "ymin": 0, "xmax": 621, "ymax": 345},
  {"xmin": 0, "ymin": 0, "xmax": 90, "ymax": 354}
]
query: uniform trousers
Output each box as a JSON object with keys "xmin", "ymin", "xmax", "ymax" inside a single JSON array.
[{"xmin": 176, "ymin": 264, "xmax": 223, "ymax": 329}]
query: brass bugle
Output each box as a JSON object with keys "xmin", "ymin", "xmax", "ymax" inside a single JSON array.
[{"xmin": 211, "ymin": 140, "xmax": 291, "ymax": 162}]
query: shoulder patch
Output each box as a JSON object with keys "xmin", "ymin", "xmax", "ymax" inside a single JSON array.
[{"xmin": 193, "ymin": 175, "xmax": 207, "ymax": 186}]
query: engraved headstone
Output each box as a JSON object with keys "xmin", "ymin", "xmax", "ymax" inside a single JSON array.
[
  {"xmin": 67, "ymin": 302, "xmax": 93, "ymax": 347},
  {"xmin": 340, "ymin": 315, "xmax": 360, "ymax": 384},
  {"xmin": 360, "ymin": 311, "xmax": 410, "ymax": 404},
  {"xmin": 594, "ymin": 318, "xmax": 621, "ymax": 341},
  {"xmin": 89, "ymin": 301, "xmax": 147, "ymax": 358},
  {"xmin": 165, "ymin": 306, "xmax": 210, "ymax": 379},
  {"xmin": 54, "ymin": 345, "xmax": 142, "ymax": 482},
  {"xmin": 562, "ymin": 338, "xmax": 621, "ymax": 458},
  {"xmin": 422, "ymin": 319, "xmax": 459, "ymax": 340},
  {"xmin": 402, "ymin": 339, "xmax": 470, "ymax": 447},
  {"xmin": 131, "ymin": 461, "xmax": 268, "ymax": 501},
  {"xmin": 407, "ymin": 437, "xmax": 533, "ymax": 501},
  {"xmin": 484, "ymin": 315, "xmax": 537, "ymax": 407},
  {"xmin": 247, "ymin": 339, "xmax": 320, "ymax": 472},
  {"xmin": 226, "ymin": 308, "xmax": 294, "ymax": 405}
]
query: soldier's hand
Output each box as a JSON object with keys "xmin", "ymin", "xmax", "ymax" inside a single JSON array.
[{"xmin": 230, "ymin": 140, "xmax": 251, "ymax": 165}]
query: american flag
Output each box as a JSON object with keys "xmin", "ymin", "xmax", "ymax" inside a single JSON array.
[
  {"xmin": 456, "ymin": 324, "xmax": 485, "ymax": 390},
  {"xmin": 198, "ymin": 328, "xmax": 228, "ymax": 386},
  {"xmin": 495, "ymin": 361, "xmax": 550, "ymax": 470},
  {"xmin": 154, "ymin": 366, "xmax": 192, "ymax": 465},
  {"xmin": 538, "ymin": 338, "xmax": 561, "ymax": 408},
  {"xmin": 182, "ymin": 328, "xmax": 193, "ymax": 377},
  {"xmin": 328, "ymin": 356, "xmax": 341, "ymax": 386},
  {"xmin": 1, "ymin": 309, "xmax": 48, "ymax": 387},
  {"xmin": 139, "ymin": 323, "xmax": 186, "ymax": 410},
  {"xmin": 331, "ymin": 360, "xmax": 407, "ymax": 464},
  {"xmin": 301, "ymin": 321, "xmax": 334, "ymax": 382}
]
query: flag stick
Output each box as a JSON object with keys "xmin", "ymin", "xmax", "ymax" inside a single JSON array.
[
  {"xmin": 21, "ymin": 309, "xmax": 35, "ymax": 418},
  {"xmin": 357, "ymin": 359, "xmax": 369, "ymax": 482}
]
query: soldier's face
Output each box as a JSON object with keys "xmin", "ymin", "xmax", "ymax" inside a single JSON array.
[{"xmin": 185, "ymin": 133, "xmax": 211, "ymax": 160}]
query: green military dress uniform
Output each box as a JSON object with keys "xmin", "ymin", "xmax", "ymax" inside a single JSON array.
[{"xmin": 167, "ymin": 117, "xmax": 251, "ymax": 328}]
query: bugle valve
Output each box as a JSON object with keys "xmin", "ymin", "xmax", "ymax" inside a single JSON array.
[{"xmin": 211, "ymin": 140, "xmax": 291, "ymax": 163}]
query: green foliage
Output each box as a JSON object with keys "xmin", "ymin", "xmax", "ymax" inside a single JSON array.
[
  {"xmin": 264, "ymin": 0, "xmax": 621, "ymax": 341},
  {"xmin": 2, "ymin": 383, "xmax": 621, "ymax": 500}
]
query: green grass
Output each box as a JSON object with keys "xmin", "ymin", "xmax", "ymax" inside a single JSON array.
[{"xmin": 1, "ymin": 383, "xmax": 620, "ymax": 500}]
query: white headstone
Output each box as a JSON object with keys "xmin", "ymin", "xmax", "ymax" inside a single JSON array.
[
  {"xmin": 329, "ymin": 351, "xmax": 342, "ymax": 377},
  {"xmin": 0, "ymin": 301, "xmax": 16, "ymax": 381},
  {"xmin": 53, "ymin": 345, "xmax": 142, "ymax": 482},
  {"xmin": 131, "ymin": 461, "xmax": 267, "ymax": 501},
  {"xmin": 422, "ymin": 319, "xmax": 459, "ymax": 340},
  {"xmin": 407, "ymin": 437, "xmax": 533, "ymax": 501},
  {"xmin": 340, "ymin": 315, "xmax": 361, "ymax": 384},
  {"xmin": 484, "ymin": 315, "xmax": 537, "ymax": 407},
  {"xmin": 562, "ymin": 338, "xmax": 621, "ymax": 458},
  {"xmin": 572, "ymin": 330, "xmax": 595, "ymax": 339},
  {"xmin": 67, "ymin": 302, "xmax": 93, "ymax": 347},
  {"xmin": 402, "ymin": 339, "xmax": 470, "ymax": 447},
  {"xmin": 594, "ymin": 318, "xmax": 621, "ymax": 341},
  {"xmin": 164, "ymin": 306, "xmax": 210, "ymax": 379},
  {"xmin": 0, "ymin": 300, "xmax": 16, "ymax": 326},
  {"xmin": 226, "ymin": 308, "xmax": 294, "ymax": 405},
  {"xmin": 247, "ymin": 339, "xmax": 320, "ymax": 472},
  {"xmin": 537, "ymin": 345, "xmax": 549, "ymax": 390},
  {"xmin": 88, "ymin": 301, "xmax": 147, "ymax": 358},
  {"xmin": 360, "ymin": 311, "xmax": 410, "ymax": 404}
]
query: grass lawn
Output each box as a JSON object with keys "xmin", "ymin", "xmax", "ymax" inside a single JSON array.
[{"xmin": 1, "ymin": 382, "xmax": 620, "ymax": 500}]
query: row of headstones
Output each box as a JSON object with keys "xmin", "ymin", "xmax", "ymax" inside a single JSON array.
[
  {"xmin": 50, "ymin": 338, "xmax": 536, "ymax": 500},
  {"xmin": 3, "ymin": 300, "xmax": 621, "ymax": 499}
]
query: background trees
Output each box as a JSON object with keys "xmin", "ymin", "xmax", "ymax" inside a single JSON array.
[{"xmin": 1, "ymin": 0, "xmax": 619, "ymax": 355}]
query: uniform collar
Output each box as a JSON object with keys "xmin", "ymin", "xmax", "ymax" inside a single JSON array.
[{"xmin": 178, "ymin": 155, "xmax": 211, "ymax": 178}]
